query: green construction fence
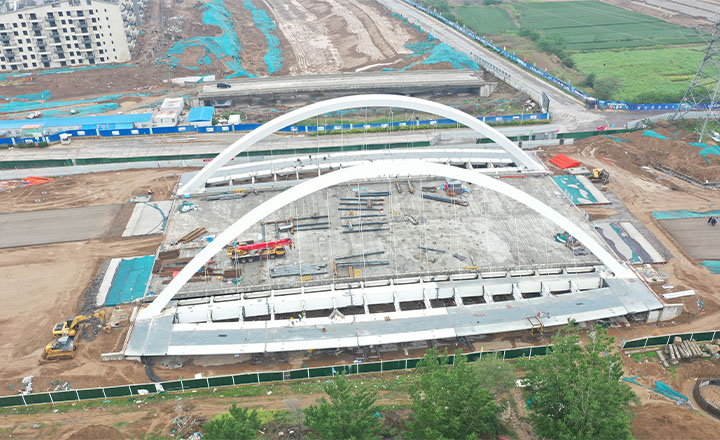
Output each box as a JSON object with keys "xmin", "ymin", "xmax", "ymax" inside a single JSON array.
[
  {"xmin": 621, "ymin": 330, "xmax": 720, "ymax": 350},
  {"xmin": 0, "ymin": 344, "xmax": 549, "ymax": 409}
]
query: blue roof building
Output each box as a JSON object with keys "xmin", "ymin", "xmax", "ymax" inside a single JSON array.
[
  {"xmin": 0, "ymin": 113, "xmax": 153, "ymax": 136},
  {"xmin": 186, "ymin": 106, "xmax": 214, "ymax": 127}
]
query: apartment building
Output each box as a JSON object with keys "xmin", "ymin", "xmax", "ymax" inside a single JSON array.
[{"xmin": 0, "ymin": 0, "xmax": 144, "ymax": 72}]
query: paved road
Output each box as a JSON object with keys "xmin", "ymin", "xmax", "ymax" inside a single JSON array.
[
  {"xmin": 377, "ymin": 0, "xmax": 667, "ymax": 131},
  {"xmin": 0, "ymin": 124, "xmax": 560, "ymax": 162},
  {"xmin": 0, "ymin": 204, "xmax": 121, "ymax": 248}
]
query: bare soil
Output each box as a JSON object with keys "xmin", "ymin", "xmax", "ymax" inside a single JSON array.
[
  {"xmin": 0, "ymin": 168, "xmax": 183, "ymax": 214},
  {"xmin": 542, "ymin": 130, "xmax": 720, "ymax": 330},
  {"xmin": 0, "ymin": 0, "xmax": 437, "ymax": 117}
]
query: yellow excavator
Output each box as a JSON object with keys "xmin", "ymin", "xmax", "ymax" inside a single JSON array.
[
  {"xmin": 41, "ymin": 336, "xmax": 77, "ymax": 363},
  {"xmin": 590, "ymin": 168, "xmax": 610, "ymax": 185},
  {"xmin": 52, "ymin": 310, "xmax": 106, "ymax": 337}
]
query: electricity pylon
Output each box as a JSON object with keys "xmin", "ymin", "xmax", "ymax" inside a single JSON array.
[{"xmin": 673, "ymin": 21, "xmax": 720, "ymax": 142}]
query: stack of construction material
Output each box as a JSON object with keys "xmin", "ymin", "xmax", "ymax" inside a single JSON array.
[
  {"xmin": 664, "ymin": 337, "xmax": 708, "ymax": 365},
  {"xmin": 176, "ymin": 227, "xmax": 207, "ymax": 244}
]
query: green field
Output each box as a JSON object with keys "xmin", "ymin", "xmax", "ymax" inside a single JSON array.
[
  {"xmin": 455, "ymin": 5, "xmax": 517, "ymax": 35},
  {"xmin": 515, "ymin": 1, "xmax": 708, "ymax": 50},
  {"xmin": 572, "ymin": 47, "xmax": 705, "ymax": 103}
]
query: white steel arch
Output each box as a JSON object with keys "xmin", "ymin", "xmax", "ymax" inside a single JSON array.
[
  {"xmin": 178, "ymin": 94, "xmax": 544, "ymax": 194},
  {"xmin": 142, "ymin": 160, "xmax": 630, "ymax": 318}
]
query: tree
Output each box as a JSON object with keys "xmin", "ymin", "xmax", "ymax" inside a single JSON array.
[
  {"xmin": 407, "ymin": 348, "xmax": 505, "ymax": 440},
  {"xmin": 521, "ymin": 323, "xmax": 639, "ymax": 440},
  {"xmin": 593, "ymin": 77, "xmax": 622, "ymax": 101},
  {"xmin": 203, "ymin": 403, "xmax": 261, "ymax": 440},
  {"xmin": 475, "ymin": 352, "xmax": 517, "ymax": 398},
  {"xmin": 304, "ymin": 373, "xmax": 382, "ymax": 440}
]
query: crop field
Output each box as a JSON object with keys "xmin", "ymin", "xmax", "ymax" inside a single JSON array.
[
  {"xmin": 572, "ymin": 47, "xmax": 706, "ymax": 103},
  {"xmin": 515, "ymin": 1, "xmax": 708, "ymax": 50},
  {"xmin": 455, "ymin": 5, "xmax": 517, "ymax": 35}
]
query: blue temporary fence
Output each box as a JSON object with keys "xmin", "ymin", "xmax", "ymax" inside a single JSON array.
[
  {"xmin": 0, "ymin": 111, "xmax": 550, "ymax": 146},
  {"xmin": 401, "ymin": 0, "xmax": 688, "ymax": 111}
]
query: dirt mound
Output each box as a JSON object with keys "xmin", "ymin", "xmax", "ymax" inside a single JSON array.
[
  {"xmin": 66, "ymin": 425, "xmax": 124, "ymax": 440},
  {"xmin": 632, "ymin": 401, "xmax": 718, "ymax": 440},
  {"xmin": 574, "ymin": 128, "xmax": 720, "ymax": 183}
]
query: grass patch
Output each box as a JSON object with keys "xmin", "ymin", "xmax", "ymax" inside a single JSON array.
[
  {"xmin": 572, "ymin": 47, "xmax": 707, "ymax": 103},
  {"xmin": 515, "ymin": 1, "xmax": 707, "ymax": 50},
  {"xmin": 454, "ymin": 5, "xmax": 517, "ymax": 35},
  {"xmin": 629, "ymin": 351, "xmax": 659, "ymax": 363}
]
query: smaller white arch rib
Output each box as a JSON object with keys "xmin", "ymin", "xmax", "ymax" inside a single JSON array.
[
  {"xmin": 142, "ymin": 161, "xmax": 630, "ymax": 318},
  {"xmin": 178, "ymin": 94, "xmax": 544, "ymax": 194}
]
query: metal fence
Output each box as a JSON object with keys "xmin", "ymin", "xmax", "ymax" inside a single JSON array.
[
  {"xmin": 0, "ymin": 344, "xmax": 549, "ymax": 409},
  {"xmin": 622, "ymin": 330, "xmax": 720, "ymax": 350},
  {"xmin": 0, "ymin": 111, "xmax": 550, "ymax": 147}
]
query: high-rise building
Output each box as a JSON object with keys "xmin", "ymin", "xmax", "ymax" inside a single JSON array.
[{"xmin": 0, "ymin": 0, "xmax": 144, "ymax": 72}]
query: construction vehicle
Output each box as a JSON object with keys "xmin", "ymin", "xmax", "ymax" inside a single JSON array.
[
  {"xmin": 40, "ymin": 336, "xmax": 76, "ymax": 363},
  {"xmin": 52, "ymin": 309, "xmax": 106, "ymax": 337},
  {"xmin": 227, "ymin": 238, "xmax": 293, "ymax": 264},
  {"xmin": 590, "ymin": 168, "xmax": 610, "ymax": 185}
]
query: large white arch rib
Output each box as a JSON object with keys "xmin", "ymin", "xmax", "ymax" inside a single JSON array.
[
  {"xmin": 178, "ymin": 94, "xmax": 544, "ymax": 194},
  {"xmin": 142, "ymin": 160, "xmax": 631, "ymax": 318}
]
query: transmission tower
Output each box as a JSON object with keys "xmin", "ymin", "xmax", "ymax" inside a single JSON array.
[{"xmin": 673, "ymin": 21, "xmax": 720, "ymax": 142}]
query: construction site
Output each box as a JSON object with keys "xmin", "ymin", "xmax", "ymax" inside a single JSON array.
[{"xmin": 1, "ymin": 0, "xmax": 720, "ymax": 438}]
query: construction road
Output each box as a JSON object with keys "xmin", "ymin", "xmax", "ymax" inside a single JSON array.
[
  {"xmin": 377, "ymin": 0, "xmax": 664, "ymax": 131},
  {"xmin": 0, "ymin": 205, "xmax": 121, "ymax": 248}
]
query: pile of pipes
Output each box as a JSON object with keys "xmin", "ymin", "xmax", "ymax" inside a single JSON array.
[
  {"xmin": 175, "ymin": 227, "xmax": 207, "ymax": 244},
  {"xmin": 663, "ymin": 337, "xmax": 709, "ymax": 366}
]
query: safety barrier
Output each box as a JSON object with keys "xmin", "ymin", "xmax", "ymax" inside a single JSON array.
[
  {"xmin": 0, "ymin": 344, "xmax": 550, "ymax": 408},
  {"xmin": 0, "ymin": 111, "xmax": 550, "ymax": 147},
  {"xmin": 401, "ymin": 0, "xmax": 686, "ymax": 111},
  {"xmin": 622, "ymin": 330, "xmax": 720, "ymax": 350}
]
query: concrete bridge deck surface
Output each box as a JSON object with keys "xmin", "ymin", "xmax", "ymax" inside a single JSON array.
[
  {"xmin": 0, "ymin": 125, "xmax": 560, "ymax": 162},
  {"xmin": 200, "ymin": 70, "xmax": 492, "ymax": 98},
  {"xmin": 125, "ymin": 275, "xmax": 662, "ymax": 357}
]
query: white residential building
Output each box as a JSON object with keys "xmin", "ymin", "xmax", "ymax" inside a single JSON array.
[{"xmin": 0, "ymin": 0, "xmax": 145, "ymax": 72}]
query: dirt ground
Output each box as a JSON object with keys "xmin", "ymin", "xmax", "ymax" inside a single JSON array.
[
  {"xmin": 0, "ymin": 0, "xmax": 444, "ymax": 118},
  {"xmin": 0, "ymin": 169, "xmax": 187, "ymax": 394},
  {"xmin": 0, "ymin": 168, "xmax": 183, "ymax": 214},
  {"xmin": 543, "ymin": 131, "xmax": 720, "ymax": 333}
]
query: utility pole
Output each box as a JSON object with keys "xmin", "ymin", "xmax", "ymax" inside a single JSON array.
[{"xmin": 673, "ymin": 20, "xmax": 720, "ymax": 142}]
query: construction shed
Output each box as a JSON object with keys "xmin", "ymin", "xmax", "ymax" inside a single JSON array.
[{"xmin": 186, "ymin": 107, "xmax": 215, "ymax": 127}]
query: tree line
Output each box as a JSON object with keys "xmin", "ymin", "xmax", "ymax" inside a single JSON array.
[{"xmin": 202, "ymin": 323, "xmax": 637, "ymax": 440}]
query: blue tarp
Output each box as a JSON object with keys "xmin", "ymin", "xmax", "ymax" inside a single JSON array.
[
  {"xmin": 0, "ymin": 113, "xmax": 153, "ymax": 130},
  {"xmin": 552, "ymin": 175, "xmax": 598, "ymax": 205},
  {"xmin": 651, "ymin": 210, "xmax": 720, "ymax": 220},
  {"xmin": 701, "ymin": 261, "xmax": 720, "ymax": 274},
  {"xmin": 105, "ymin": 256, "xmax": 155, "ymax": 306},
  {"xmin": 187, "ymin": 106, "xmax": 215, "ymax": 122}
]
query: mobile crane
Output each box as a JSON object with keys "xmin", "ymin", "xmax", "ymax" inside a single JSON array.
[{"xmin": 226, "ymin": 238, "xmax": 293, "ymax": 264}]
